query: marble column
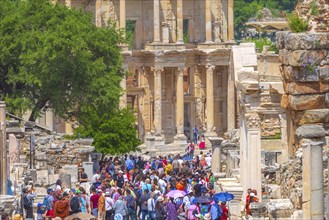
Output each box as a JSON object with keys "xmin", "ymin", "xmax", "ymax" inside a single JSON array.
[
  {"xmin": 206, "ymin": 65, "xmax": 216, "ymax": 134},
  {"xmin": 137, "ymin": 68, "xmax": 145, "ymax": 141},
  {"xmin": 227, "ymin": 63, "xmax": 235, "ymax": 131},
  {"xmin": 246, "ymin": 113, "xmax": 262, "ymax": 202},
  {"xmin": 205, "ymin": 0, "xmax": 212, "ymax": 43},
  {"xmin": 95, "ymin": 0, "xmax": 102, "ymax": 27},
  {"xmin": 174, "ymin": 67, "xmax": 187, "ymax": 144},
  {"xmin": 153, "ymin": 0, "xmax": 160, "ymax": 43},
  {"xmin": 152, "ymin": 67, "xmax": 163, "ymax": 137},
  {"xmin": 228, "ymin": 0, "xmax": 234, "ymax": 41},
  {"xmin": 120, "ymin": 0, "xmax": 126, "ymax": 35},
  {"xmin": 176, "ymin": 0, "xmax": 183, "ymax": 43},
  {"xmin": 0, "ymin": 101, "xmax": 7, "ymax": 195},
  {"xmin": 302, "ymin": 141, "xmax": 324, "ymax": 219}
]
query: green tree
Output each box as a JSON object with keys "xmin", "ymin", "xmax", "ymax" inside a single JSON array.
[
  {"xmin": 76, "ymin": 108, "xmax": 141, "ymax": 156},
  {"xmin": 0, "ymin": 0, "xmax": 141, "ymax": 155},
  {"xmin": 0, "ymin": 0, "xmax": 123, "ymax": 121}
]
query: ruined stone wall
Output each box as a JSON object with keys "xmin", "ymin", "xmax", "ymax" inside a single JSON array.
[
  {"xmin": 276, "ymin": 146, "xmax": 329, "ymax": 210},
  {"xmin": 277, "ymin": 32, "xmax": 329, "ymax": 154},
  {"xmin": 19, "ymin": 131, "xmax": 94, "ymax": 174}
]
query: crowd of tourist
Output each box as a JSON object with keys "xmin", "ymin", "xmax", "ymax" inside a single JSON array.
[{"xmin": 22, "ymin": 144, "xmax": 236, "ymax": 220}]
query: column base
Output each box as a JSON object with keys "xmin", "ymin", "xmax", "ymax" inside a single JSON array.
[
  {"xmin": 174, "ymin": 133, "xmax": 188, "ymax": 145},
  {"xmin": 154, "ymin": 136, "xmax": 165, "ymax": 147}
]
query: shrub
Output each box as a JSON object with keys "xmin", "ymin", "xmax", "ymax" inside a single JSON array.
[
  {"xmin": 242, "ymin": 37, "xmax": 278, "ymax": 53},
  {"xmin": 286, "ymin": 12, "xmax": 309, "ymax": 33}
]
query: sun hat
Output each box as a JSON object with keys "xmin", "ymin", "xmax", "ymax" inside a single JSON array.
[{"xmin": 157, "ymin": 196, "xmax": 164, "ymax": 202}]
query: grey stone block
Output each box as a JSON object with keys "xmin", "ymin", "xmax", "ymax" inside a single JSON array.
[{"xmin": 295, "ymin": 125, "xmax": 326, "ymax": 139}]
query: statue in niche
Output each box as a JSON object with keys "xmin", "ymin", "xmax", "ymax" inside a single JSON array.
[{"xmin": 164, "ymin": 0, "xmax": 176, "ymax": 42}]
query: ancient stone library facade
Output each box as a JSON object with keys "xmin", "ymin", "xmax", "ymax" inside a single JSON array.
[{"xmin": 51, "ymin": 0, "xmax": 235, "ymax": 145}]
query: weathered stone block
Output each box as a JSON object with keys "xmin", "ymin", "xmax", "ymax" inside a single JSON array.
[
  {"xmin": 287, "ymin": 82, "xmax": 321, "ymax": 95},
  {"xmin": 283, "ymin": 65, "xmax": 320, "ymax": 82},
  {"xmin": 279, "ymin": 49, "xmax": 289, "ymax": 65},
  {"xmin": 320, "ymin": 81, "xmax": 329, "ymax": 93},
  {"xmin": 295, "ymin": 125, "xmax": 325, "ymax": 139},
  {"xmin": 281, "ymin": 94, "xmax": 289, "ymax": 108},
  {"xmin": 325, "ymin": 93, "xmax": 329, "ymax": 107},
  {"xmin": 277, "ymin": 32, "xmax": 329, "ymax": 50},
  {"xmin": 296, "ymin": 109, "xmax": 329, "ymax": 125},
  {"xmin": 289, "ymin": 94, "xmax": 326, "ymax": 110},
  {"xmin": 287, "ymin": 50, "xmax": 327, "ymax": 67},
  {"xmin": 319, "ymin": 66, "xmax": 329, "ymax": 81}
]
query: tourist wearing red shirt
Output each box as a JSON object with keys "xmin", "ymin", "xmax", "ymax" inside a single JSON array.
[
  {"xmin": 90, "ymin": 188, "xmax": 100, "ymax": 217},
  {"xmin": 220, "ymin": 202, "xmax": 229, "ymax": 220}
]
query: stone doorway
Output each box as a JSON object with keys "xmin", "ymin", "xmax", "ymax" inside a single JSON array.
[{"xmin": 184, "ymin": 103, "xmax": 191, "ymax": 140}]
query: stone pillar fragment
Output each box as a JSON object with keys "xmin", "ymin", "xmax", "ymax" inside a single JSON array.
[
  {"xmin": 120, "ymin": 0, "xmax": 126, "ymax": 35},
  {"xmin": 174, "ymin": 67, "xmax": 187, "ymax": 144},
  {"xmin": 205, "ymin": 0, "xmax": 212, "ymax": 42},
  {"xmin": 153, "ymin": 0, "xmax": 160, "ymax": 43},
  {"xmin": 95, "ymin": 0, "xmax": 102, "ymax": 27},
  {"xmin": 302, "ymin": 141, "xmax": 324, "ymax": 220},
  {"xmin": 176, "ymin": 0, "xmax": 183, "ymax": 43},
  {"xmin": 208, "ymin": 137, "xmax": 223, "ymax": 175},
  {"xmin": 0, "ymin": 101, "xmax": 7, "ymax": 195},
  {"xmin": 246, "ymin": 113, "xmax": 262, "ymax": 202},
  {"xmin": 119, "ymin": 67, "xmax": 127, "ymax": 109},
  {"xmin": 206, "ymin": 65, "xmax": 216, "ymax": 135},
  {"xmin": 9, "ymin": 134, "xmax": 19, "ymax": 165},
  {"xmin": 228, "ymin": 0, "xmax": 234, "ymax": 41}
]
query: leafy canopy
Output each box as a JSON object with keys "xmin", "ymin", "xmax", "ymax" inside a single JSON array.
[
  {"xmin": 234, "ymin": 0, "xmax": 298, "ymax": 39},
  {"xmin": 0, "ymin": 0, "xmax": 123, "ymax": 121},
  {"xmin": 0, "ymin": 0, "xmax": 140, "ymax": 155}
]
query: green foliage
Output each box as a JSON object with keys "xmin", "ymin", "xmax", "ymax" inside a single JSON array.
[
  {"xmin": 234, "ymin": 0, "xmax": 298, "ymax": 39},
  {"xmin": 242, "ymin": 37, "xmax": 278, "ymax": 53},
  {"xmin": 125, "ymin": 20, "xmax": 135, "ymax": 49},
  {"xmin": 183, "ymin": 33, "xmax": 189, "ymax": 44},
  {"xmin": 286, "ymin": 12, "xmax": 309, "ymax": 33},
  {"xmin": 0, "ymin": 0, "xmax": 125, "ymax": 121},
  {"xmin": 0, "ymin": 0, "xmax": 140, "ymax": 155},
  {"xmin": 75, "ymin": 108, "xmax": 141, "ymax": 155},
  {"xmin": 310, "ymin": 0, "xmax": 320, "ymax": 16}
]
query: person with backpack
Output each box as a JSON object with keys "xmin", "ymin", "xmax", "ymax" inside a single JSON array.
[
  {"xmin": 23, "ymin": 186, "xmax": 36, "ymax": 219},
  {"xmin": 211, "ymin": 201, "xmax": 223, "ymax": 220},
  {"xmin": 125, "ymin": 189, "xmax": 136, "ymax": 220},
  {"xmin": 43, "ymin": 188, "xmax": 55, "ymax": 218},
  {"xmin": 69, "ymin": 189, "xmax": 81, "ymax": 215}
]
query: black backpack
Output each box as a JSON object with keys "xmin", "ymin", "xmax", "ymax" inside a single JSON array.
[
  {"xmin": 70, "ymin": 196, "xmax": 81, "ymax": 212},
  {"xmin": 23, "ymin": 195, "xmax": 32, "ymax": 209}
]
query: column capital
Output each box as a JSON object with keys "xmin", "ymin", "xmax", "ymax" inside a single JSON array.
[
  {"xmin": 246, "ymin": 113, "xmax": 261, "ymax": 129},
  {"xmin": 176, "ymin": 67, "xmax": 187, "ymax": 77},
  {"xmin": 151, "ymin": 67, "xmax": 163, "ymax": 75},
  {"xmin": 206, "ymin": 65, "xmax": 216, "ymax": 73}
]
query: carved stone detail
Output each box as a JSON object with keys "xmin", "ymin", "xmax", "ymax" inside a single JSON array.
[{"xmin": 246, "ymin": 113, "xmax": 261, "ymax": 129}]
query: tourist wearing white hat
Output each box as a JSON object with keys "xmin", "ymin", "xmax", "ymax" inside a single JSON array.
[{"xmin": 155, "ymin": 196, "xmax": 167, "ymax": 220}]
